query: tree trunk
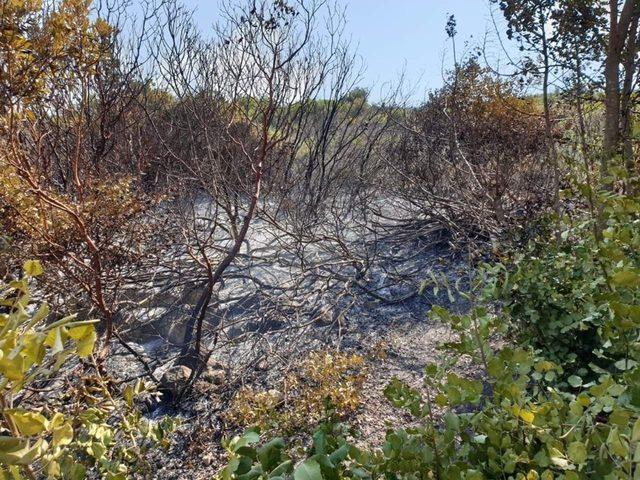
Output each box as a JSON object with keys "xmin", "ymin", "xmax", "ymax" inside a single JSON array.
[
  {"xmin": 603, "ymin": 0, "xmax": 638, "ymax": 172},
  {"xmin": 620, "ymin": 16, "xmax": 638, "ymax": 181},
  {"xmin": 539, "ymin": 7, "xmax": 560, "ymax": 230},
  {"xmin": 178, "ymin": 167, "xmax": 263, "ymax": 367}
]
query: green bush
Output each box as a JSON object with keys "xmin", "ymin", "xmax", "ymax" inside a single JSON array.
[
  {"xmin": 0, "ymin": 262, "xmax": 176, "ymax": 479},
  {"xmin": 490, "ymin": 180, "xmax": 640, "ymax": 377},
  {"xmin": 218, "ymin": 306, "xmax": 639, "ymax": 479}
]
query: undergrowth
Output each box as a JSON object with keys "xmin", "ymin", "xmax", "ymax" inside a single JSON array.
[{"xmin": 226, "ymin": 352, "xmax": 367, "ymax": 434}]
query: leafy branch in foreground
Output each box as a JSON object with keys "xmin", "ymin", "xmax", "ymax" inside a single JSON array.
[{"xmin": 0, "ymin": 262, "xmax": 176, "ymax": 479}]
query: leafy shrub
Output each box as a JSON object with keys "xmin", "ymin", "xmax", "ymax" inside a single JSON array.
[
  {"xmin": 489, "ymin": 179, "xmax": 640, "ymax": 376},
  {"xmin": 219, "ymin": 300, "xmax": 640, "ymax": 480},
  {"xmin": 226, "ymin": 351, "xmax": 366, "ymax": 434},
  {"xmin": 489, "ymin": 237, "xmax": 607, "ymax": 371},
  {"xmin": 0, "ymin": 262, "xmax": 175, "ymax": 479},
  {"xmin": 217, "ymin": 421, "xmax": 362, "ymax": 480},
  {"xmin": 381, "ymin": 305, "xmax": 640, "ymax": 479}
]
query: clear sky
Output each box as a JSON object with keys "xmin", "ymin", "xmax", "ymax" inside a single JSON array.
[{"xmin": 180, "ymin": 1, "xmax": 508, "ymax": 103}]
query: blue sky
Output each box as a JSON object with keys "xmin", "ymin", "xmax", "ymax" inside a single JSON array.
[{"xmin": 181, "ymin": 1, "xmax": 509, "ymax": 102}]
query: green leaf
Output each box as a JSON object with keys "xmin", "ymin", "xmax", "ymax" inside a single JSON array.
[
  {"xmin": 21, "ymin": 331, "xmax": 47, "ymax": 365},
  {"xmin": 5, "ymin": 410, "xmax": 48, "ymax": 436},
  {"xmin": 87, "ymin": 441, "xmax": 106, "ymax": 459},
  {"xmin": 312, "ymin": 430, "xmax": 326, "ymax": 455},
  {"xmin": 611, "ymin": 270, "xmax": 640, "ymax": 288},
  {"xmin": 258, "ymin": 438, "xmax": 285, "ymax": 471},
  {"xmin": 632, "ymin": 418, "xmax": 640, "ymax": 442},
  {"xmin": 328, "ymin": 444, "xmax": 349, "ymax": 464},
  {"xmin": 229, "ymin": 430, "xmax": 260, "ymax": 452},
  {"xmin": 466, "ymin": 470, "xmax": 483, "ymax": 480},
  {"xmin": 0, "ymin": 437, "xmax": 45, "ymax": 466},
  {"xmin": 44, "ymin": 327, "xmax": 64, "ymax": 355},
  {"xmin": 243, "ymin": 431, "xmax": 260, "ymax": 445},
  {"xmin": 614, "ymin": 358, "xmax": 638, "ymax": 371},
  {"xmin": 444, "ymin": 411, "xmax": 460, "ymax": 431},
  {"xmin": 294, "ymin": 459, "xmax": 323, "ymax": 480},
  {"xmin": 52, "ymin": 422, "xmax": 74, "ymax": 447},
  {"xmin": 60, "ymin": 461, "xmax": 87, "ymax": 480},
  {"xmin": 68, "ymin": 325, "xmax": 96, "ymax": 357},
  {"xmin": 567, "ymin": 441, "xmax": 587, "ymax": 465},
  {"xmin": 607, "ymin": 427, "xmax": 629, "ymax": 457},
  {"xmin": 567, "ymin": 375, "xmax": 582, "ymax": 388},
  {"xmin": 269, "ymin": 461, "xmax": 292, "ymax": 478},
  {"xmin": 23, "ymin": 260, "xmax": 43, "ymax": 277},
  {"xmin": 609, "ymin": 408, "xmax": 630, "ymax": 426},
  {"xmin": 219, "ymin": 457, "xmax": 240, "ymax": 480}
]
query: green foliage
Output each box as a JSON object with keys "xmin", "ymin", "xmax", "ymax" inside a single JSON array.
[
  {"xmin": 219, "ymin": 291, "xmax": 640, "ymax": 479},
  {"xmin": 0, "ymin": 0, "xmax": 113, "ymax": 117},
  {"xmin": 218, "ymin": 421, "xmax": 368, "ymax": 480},
  {"xmin": 391, "ymin": 304, "xmax": 640, "ymax": 479},
  {"xmin": 0, "ymin": 262, "xmax": 176, "ymax": 479},
  {"xmin": 490, "ymin": 177, "xmax": 640, "ymax": 377}
]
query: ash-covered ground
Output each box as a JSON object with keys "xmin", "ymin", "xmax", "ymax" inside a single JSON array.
[{"xmin": 104, "ymin": 203, "xmax": 479, "ymax": 478}]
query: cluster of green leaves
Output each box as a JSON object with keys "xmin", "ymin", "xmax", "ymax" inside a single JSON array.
[
  {"xmin": 218, "ymin": 176, "xmax": 639, "ymax": 479},
  {"xmin": 0, "ymin": 262, "xmax": 176, "ymax": 479},
  {"xmin": 380, "ymin": 303, "xmax": 639, "ymax": 479},
  {"xmin": 490, "ymin": 175, "xmax": 640, "ymax": 378},
  {"xmin": 0, "ymin": 0, "xmax": 113, "ymax": 117},
  {"xmin": 218, "ymin": 420, "xmax": 376, "ymax": 480}
]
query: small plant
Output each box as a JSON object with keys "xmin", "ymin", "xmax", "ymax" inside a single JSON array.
[
  {"xmin": 218, "ymin": 420, "xmax": 361, "ymax": 480},
  {"xmin": 219, "ymin": 291, "xmax": 640, "ymax": 480},
  {"xmin": 0, "ymin": 262, "xmax": 176, "ymax": 479},
  {"xmin": 226, "ymin": 351, "xmax": 366, "ymax": 433}
]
